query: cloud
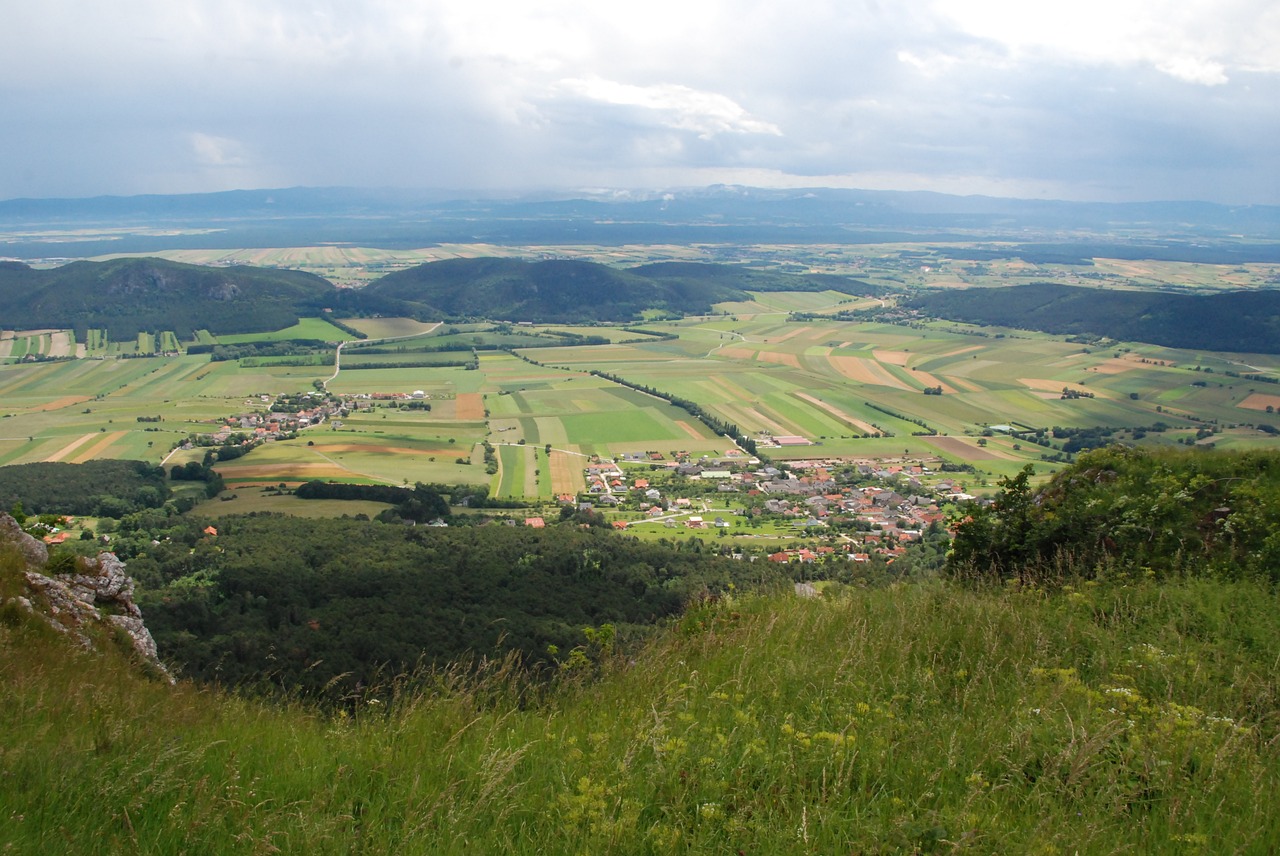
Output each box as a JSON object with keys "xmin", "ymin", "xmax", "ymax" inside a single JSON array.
[
  {"xmin": 189, "ymin": 133, "xmax": 248, "ymax": 168},
  {"xmin": 0, "ymin": 1, "xmax": 1277, "ymax": 202},
  {"xmin": 933, "ymin": 0, "xmax": 1280, "ymax": 86},
  {"xmin": 556, "ymin": 77, "xmax": 782, "ymax": 138}
]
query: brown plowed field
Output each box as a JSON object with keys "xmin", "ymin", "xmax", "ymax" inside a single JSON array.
[
  {"xmin": 321, "ymin": 444, "xmax": 451, "ymax": 455},
  {"xmin": 872, "ymin": 349, "xmax": 910, "ymax": 366},
  {"xmin": 548, "ymin": 449, "xmax": 583, "ymax": 495},
  {"xmin": 218, "ymin": 463, "xmax": 351, "ymax": 479},
  {"xmin": 454, "ymin": 393, "xmax": 485, "ymax": 420},
  {"xmin": 1239, "ymin": 392, "xmax": 1280, "ymax": 412},
  {"xmin": 758, "ymin": 351, "xmax": 801, "ymax": 368},
  {"xmin": 34, "ymin": 395, "xmax": 93, "ymax": 413},
  {"xmin": 925, "ymin": 435, "xmax": 1005, "ymax": 461}
]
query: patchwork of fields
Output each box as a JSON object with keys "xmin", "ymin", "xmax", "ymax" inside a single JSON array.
[{"xmin": 3, "ymin": 291, "xmax": 1278, "ymax": 497}]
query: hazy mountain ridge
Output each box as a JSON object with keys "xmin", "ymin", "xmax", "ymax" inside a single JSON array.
[{"xmin": 5, "ymin": 186, "xmax": 1280, "ymax": 258}]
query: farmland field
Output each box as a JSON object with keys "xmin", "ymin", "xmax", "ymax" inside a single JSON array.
[
  {"xmin": 216, "ymin": 317, "xmax": 358, "ymax": 344},
  {"xmin": 2, "ymin": 261, "xmax": 1278, "ymax": 502}
]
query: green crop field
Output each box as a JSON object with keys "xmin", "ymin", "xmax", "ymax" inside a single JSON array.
[
  {"xmin": 1, "ymin": 275, "xmax": 1278, "ymax": 507},
  {"xmin": 216, "ymin": 317, "xmax": 358, "ymax": 344}
]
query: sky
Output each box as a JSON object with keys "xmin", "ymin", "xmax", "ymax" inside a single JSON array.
[{"xmin": 2, "ymin": 0, "xmax": 1278, "ymax": 204}]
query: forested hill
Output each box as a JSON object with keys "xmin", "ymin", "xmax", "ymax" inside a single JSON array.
[
  {"xmin": 350, "ymin": 258, "xmax": 881, "ymax": 322},
  {"xmin": 0, "ymin": 257, "xmax": 339, "ymax": 339},
  {"xmin": 904, "ymin": 282, "xmax": 1280, "ymax": 354}
]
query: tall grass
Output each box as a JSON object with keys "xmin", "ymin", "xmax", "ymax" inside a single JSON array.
[{"xmin": 2, "ymin": 567, "xmax": 1278, "ymax": 853}]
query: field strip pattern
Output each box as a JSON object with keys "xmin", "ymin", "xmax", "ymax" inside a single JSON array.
[
  {"xmin": 33, "ymin": 395, "xmax": 93, "ymax": 413},
  {"xmin": 69, "ymin": 431, "xmax": 127, "ymax": 464},
  {"xmin": 45, "ymin": 433, "xmax": 97, "ymax": 462},
  {"xmin": 771, "ymin": 325, "xmax": 811, "ymax": 344},
  {"xmin": 792, "ymin": 393, "xmax": 879, "ymax": 434},
  {"xmin": 706, "ymin": 374, "xmax": 757, "ymax": 402},
  {"xmin": 908, "ymin": 370, "xmax": 959, "ymax": 394},
  {"xmin": 827, "ymin": 356, "xmax": 915, "ymax": 391},
  {"xmin": 674, "ymin": 420, "xmax": 704, "ymax": 440}
]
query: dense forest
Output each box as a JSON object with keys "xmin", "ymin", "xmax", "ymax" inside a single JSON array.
[
  {"xmin": 905, "ymin": 282, "xmax": 1280, "ymax": 353},
  {"xmin": 347, "ymin": 258, "xmax": 882, "ymax": 323},
  {"xmin": 0, "ymin": 459, "xmax": 170, "ymax": 517},
  {"xmin": 1, "ymin": 256, "xmax": 884, "ymax": 337},
  {"xmin": 0, "ymin": 258, "xmax": 338, "ymax": 339},
  {"xmin": 948, "ymin": 446, "xmax": 1280, "ymax": 582},
  {"xmin": 128, "ymin": 514, "xmax": 785, "ymax": 698}
]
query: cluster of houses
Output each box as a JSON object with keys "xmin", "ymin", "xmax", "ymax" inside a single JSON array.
[
  {"xmin": 201, "ymin": 393, "xmax": 349, "ymax": 444},
  {"xmin": 566, "ymin": 451, "xmax": 971, "ymax": 564}
]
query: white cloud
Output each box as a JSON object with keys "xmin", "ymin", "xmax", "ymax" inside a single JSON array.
[
  {"xmin": 189, "ymin": 132, "xmax": 248, "ymax": 167},
  {"xmin": 557, "ymin": 77, "xmax": 782, "ymax": 138},
  {"xmin": 933, "ymin": 0, "xmax": 1280, "ymax": 85}
]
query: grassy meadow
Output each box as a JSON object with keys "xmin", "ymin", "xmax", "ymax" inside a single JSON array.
[{"xmin": 3, "ymin": 564, "xmax": 1278, "ymax": 854}]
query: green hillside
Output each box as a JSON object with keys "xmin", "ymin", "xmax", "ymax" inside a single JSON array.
[
  {"xmin": 353, "ymin": 258, "xmax": 880, "ymax": 322},
  {"xmin": 3, "ymin": 447, "xmax": 1279, "ymax": 852},
  {"xmin": 3, "ymin": 553, "xmax": 1277, "ymax": 852},
  {"xmin": 0, "ymin": 257, "xmax": 339, "ymax": 339},
  {"xmin": 905, "ymin": 282, "xmax": 1280, "ymax": 354}
]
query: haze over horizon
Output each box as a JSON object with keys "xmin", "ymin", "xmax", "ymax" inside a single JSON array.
[{"xmin": 3, "ymin": 1, "xmax": 1278, "ymax": 206}]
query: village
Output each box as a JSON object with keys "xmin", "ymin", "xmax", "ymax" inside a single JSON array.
[
  {"xmin": 560, "ymin": 450, "xmax": 971, "ymax": 567},
  {"xmin": 182, "ymin": 387, "xmax": 968, "ymax": 572}
]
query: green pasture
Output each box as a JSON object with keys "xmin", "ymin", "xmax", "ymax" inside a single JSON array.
[
  {"xmin": 216, "ymin": 317, "xmax": 357, "ymax": 345},
  {"xmin": 561, "ymin": 409, "xmax": 679, "ymax": 445},
  {"xmin": 199, "ymin": 490, "xmax": 395, "ymax": 519},
  {"xmin": 213, "ymin": 436, "xmax": 479, "ymax": 489},
  {"xmin": 340, "ymin": 351, "xmax": 473, "ymax": 367}
]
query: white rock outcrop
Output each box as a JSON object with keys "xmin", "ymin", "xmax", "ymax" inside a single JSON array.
[{"xmin": 2, "ymin": 513, "xmax": 171, "ymax": 681}]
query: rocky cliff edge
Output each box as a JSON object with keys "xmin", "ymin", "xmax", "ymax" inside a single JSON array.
[{"xmin": 1, "ymin": 512, "xmax": 172, "ymax": 682}]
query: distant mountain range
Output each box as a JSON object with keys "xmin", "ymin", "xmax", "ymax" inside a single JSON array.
[
  {"xmin": 3, "ymin": 185, "xmax": 1280, "ymax": 258},
  {"xmin": 905, "ymin": 283, "xmax": 1280, "ymax": 355}
]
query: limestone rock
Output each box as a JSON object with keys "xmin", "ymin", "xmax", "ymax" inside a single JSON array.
[
  {"xmin": 0, "ymin": 512, "xmax": 48, "ymax": 567},
  {"xmin": 2, "ymin": 512, "xmax": 171, "ymax": 682}
]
